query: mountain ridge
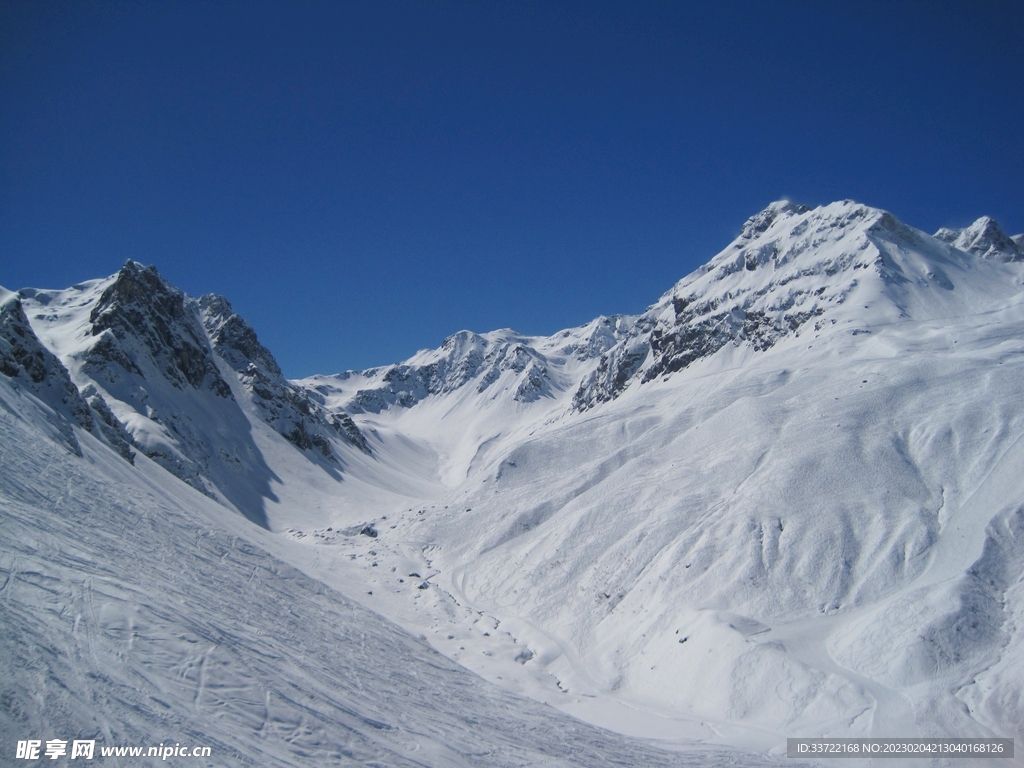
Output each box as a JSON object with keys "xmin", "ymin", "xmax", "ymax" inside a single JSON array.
[
  {"xmin": 300, "ymin": 200, "xmax": 1023, "ymax": 419},
  {"xmin": 3, "ymin": 199, "xmax": 1024, "ymax": 759},
  {"xmin": 13, "ymin": 262, "xmax": 369, "ymax": 525}
]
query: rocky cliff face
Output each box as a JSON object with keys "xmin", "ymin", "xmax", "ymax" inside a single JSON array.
[
  {"xmin": 85, "ymin": 262, "xmax": 232, "ymax": 397},
  {"xmin": 935, "ymin": 216, "xmax": 1023, "ymax": 262},
  {"xmin": 199, "ymin": 294, "xmax": 368, "ymax": 457},
  {"xmin": 572, "ymin": 200, "xmax": 1012, "ymax": 410},
  {"xmin": 47, "ymin": 263, "xmax": 245, "ymax": 495}
]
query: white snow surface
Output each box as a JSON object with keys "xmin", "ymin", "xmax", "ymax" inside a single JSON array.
[
  {"xmin": 1, "ymin": 382, "xmax": 764, "ymax": 766},
  {"xmin": 3, "ymin": 200, "xmax": 1024, "ymax": 766}
]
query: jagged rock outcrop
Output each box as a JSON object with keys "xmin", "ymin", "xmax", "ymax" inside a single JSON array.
[
  {"xmin": 85, "ymin": 261, "xmax": 232, "ymax": 396},
  {"xmin": 79, "ymin": 383, "xmax": 137, "ymax": 462},
  {"xmin": 52, "ymin": 262, "xmax": 245, "ymax": 491},
  {"xmin": 199, "ymin": 294, "xmax": 369, "ymax": 457},
  {"xmin": 342, "ymin": 330, "xmax": 557, "ymax": 414},
  {"xmin": 935, "ymin": 216, "xmax": 1023, "ymax": 262},
  {"xmin": 1, "ymin": 289, "xmax": 135, "ymax": 461}
]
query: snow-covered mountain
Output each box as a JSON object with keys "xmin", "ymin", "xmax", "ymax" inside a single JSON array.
[
  {"xmin": 571, "ymin": 201, "xmax": 1022, "ymax": 409},
  {"xmin": 0, "ymin": 359, "xmax": 738, "ymax": 767},
  {"xmin": 3, "ymin": 200, "xmax": 1024, "ymax": 765},
  {"xmin": 935, "ymin": 216, "xmax": 1023, "ymax": 262},
  {"xmin": 12, "ymin": 262, "xmax": 369, "ymax": 525},
  {"xmin": 1, "ymin": 286, "xmax": 131, "ymax": 460}
]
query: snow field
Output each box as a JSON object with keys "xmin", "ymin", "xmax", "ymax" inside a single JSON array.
[
  {"xmin": 6, "ymin": 200, "xmax": 1024, "ymax": 765},
  {"xmin": 0, "ymin": 381, "xmax": 771, "ymax": 766}
]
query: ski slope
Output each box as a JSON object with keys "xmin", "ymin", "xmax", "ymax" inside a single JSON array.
[
  {"xmin": 294, "ymin": 202, "xmax": 1024, "ymax": 760},
  {"xmin": 3, "ymin": 200, "xmax": 1024, "ymax": 766},
  {"xmin": 0, "ymin": 377, "xmax": 766, "ymax": 767}
]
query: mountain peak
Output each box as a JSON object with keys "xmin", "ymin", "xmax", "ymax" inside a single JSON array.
[
  {"xmin": 198, "ymin": 292, "xmax": 368, "ymax": 459},
  {"xmin": 86, "ymin": 263, "xmax": 231, "ymax": 395},
  {"xmin": 573, "ymin": 200, "xmax": 1009, "ymax": 410},
  {"xmin": 102, "ymin": 260, "xmax": 168, "ymax": 306},
  {"xmin": 739, "ymin": 200, "xmax": 811, "ymax": 240},
  {"xmin": 199, "ymin": 293, "xmax": 282, "ymax": 377},
  {"xmin": 935, "ymin": 216, "xmax": 1022, "ymax": 262}
]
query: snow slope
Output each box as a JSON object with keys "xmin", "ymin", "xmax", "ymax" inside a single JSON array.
[
  {"xmin": 3, "ymin": 200, "xmax": 1024, "ymax": 765},
  {"xmin": 296, "ymin": 202, "xmax": 1024, "ymax": 759},
  {"xmin": 0, "ymin": 354, "xmax": 766, "ymax": 766}
]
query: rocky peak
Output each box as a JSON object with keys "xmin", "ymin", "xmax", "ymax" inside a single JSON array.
[
  {"xmin": 935, "ymin": 217, "xmax": 1022, "ymax": 262},
  {"xmin": 199, "ymin": 294, "xmax": 282, "ymax": 376},
  {"xmin": 198, "ymin": 294, "xmax": 369, "ymax": 458},
  {"xmin": 573, "ymin": 200, "xmax": 976, "ymax": 411},
  {"xmin": 87, "ymin": 262, "xmax": 231, "ymax": 396},
  {"xmin": 738, "ymin": 200, "xmax": 811, "ymax": 241}
]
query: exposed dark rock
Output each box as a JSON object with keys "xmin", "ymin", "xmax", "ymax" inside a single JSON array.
[
  {"xmin": 80, "ymin": 384, "xmax": 136, "ymax": 464},
  {"xmin": 87, "ymin": 262, "xmax": 232, "ymax": 397},
  {"xmin": 199, "ymin": 294, "xmax": 369, "ymax": 458},
  {"xmin": 0, "ymin": 295, "xmax": 94, "ymax": 455},
  {"xmin": 348, "ymin": 331, "xmax": 555, "ymax": 413},
  {"xmin": 331, "ymin": 412, "xmax": 370, "ymax": 453}
]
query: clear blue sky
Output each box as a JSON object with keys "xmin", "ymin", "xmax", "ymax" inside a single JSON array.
[{"xmin": 2, "ymin": 1, "xmax": 1022, "ymax": 376}]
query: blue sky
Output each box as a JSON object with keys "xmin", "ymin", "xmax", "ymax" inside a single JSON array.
[{"xmin": 2, "ymin": 1, "xmax": 1022, "ymax": 376}]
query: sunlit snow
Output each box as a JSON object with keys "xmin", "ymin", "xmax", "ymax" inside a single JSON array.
[{"xmin": 3, "ymin": 200, "xmax": 1023, "ymax": 766}]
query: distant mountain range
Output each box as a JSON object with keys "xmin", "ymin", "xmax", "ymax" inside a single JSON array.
[{"xmin": 3, "ymin": 201, "xmax": 1022, "ymax": 763}]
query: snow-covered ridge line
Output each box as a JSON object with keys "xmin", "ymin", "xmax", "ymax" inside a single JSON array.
[
  {"xmin": 570, "ymin": 201, "xmax": 1024, "ymax": 409},
  {"xmin": 301, "ymin": 316, "xmax": 635, "ymax": 417},
  {"xmin": 4, "ymin": 198, "xmax": 1024, "ymax": 760},
  {"xmin": 298, "ymin": 200, "xmax": 1021, "ymax": 417},
  {"xmin": 5, "ymin": 200, "xmax": 1021, "ymax": 516},
  {"xmin": 11, "ymin": 261, "xmax": 369, "ymax": 525},
  {"xmin": 199, "ymin": 292, "xmax": 370, "ymax": 457}
]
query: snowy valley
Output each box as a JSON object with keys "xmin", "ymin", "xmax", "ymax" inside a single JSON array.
[{"xmin": 3, "ymin": 200, "xmax": 1024, "ymax": 766}]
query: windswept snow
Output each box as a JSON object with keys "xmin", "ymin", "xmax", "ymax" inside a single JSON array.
[{"xmin": 3, "ymin": 200, "xmax": 1024, "ymax": 766}]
